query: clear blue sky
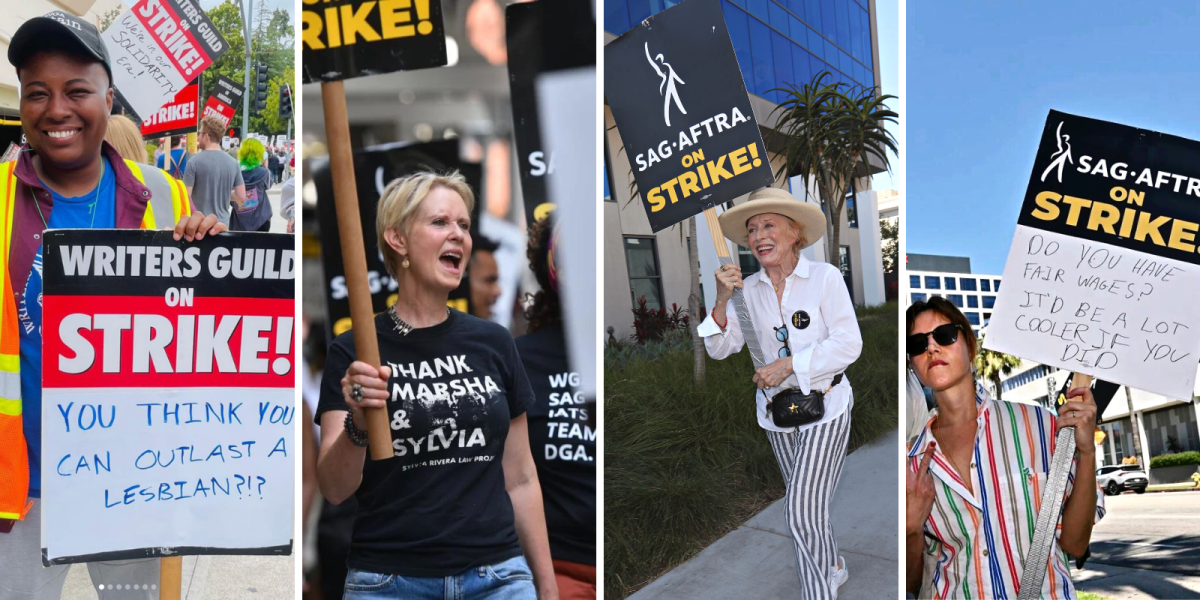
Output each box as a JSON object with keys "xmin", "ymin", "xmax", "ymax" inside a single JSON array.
[
  {"xmin": 909, "ymin": 1, "xmax": 1200, "ymax": 274},
  {"xmin": 870, "ymin": 0, "xmax": 897, "ymax": 192}
]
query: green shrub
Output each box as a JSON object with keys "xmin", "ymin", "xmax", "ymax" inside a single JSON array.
[
  {"xmin": 1150, "ymin": 451, "xmax": 1200, "ymax": 469},
  {"xmin": 604, "ymin": 301, "xmax": 899, "ymax": 599}
]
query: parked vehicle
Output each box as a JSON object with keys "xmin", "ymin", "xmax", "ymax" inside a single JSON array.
[{"xmin": 1096, "ymin": 464, "xmax": 1149, "ymax": 495}]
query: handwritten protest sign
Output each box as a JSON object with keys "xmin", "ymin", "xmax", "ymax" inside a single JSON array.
[
  {"xmin": 301, "ymin": 0, "xmax": 447, "ymax": 83},
  {"xmin": 140, "ymin": 79, "xmax": 198, "ymax": 139},
  {"xmin": 102, "ymin": 0, "xmax": 228, "ymax": 123},
  {"xmin": 202, "ymin": 75, "xmax": 244, "ymax": 129},
  {"xmin": 985, "ymin": 110, "xmax": 1200, "ymax": 399},
  {"xmin": 39, "ymin": 230, "xmax": 294, "ymax": 564},
  {"xmin": 604, "ymin": 0, "xmax": 775, "ymax": 232}
]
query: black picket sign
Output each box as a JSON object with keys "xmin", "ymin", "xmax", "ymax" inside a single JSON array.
[
  {"xmin": 506, "ymin": 0, "xmax": 596, "ymax": 226},
  {"xmin": 302, "ymin": 0, "xmax": 448, "ymax": 83},
  {"xmin": 1018, "ymin": 110, "xmax": 1200, "ymax": 266},
  {"xmin": 214, "ymin": 75, "xmax": 245, "ymax": 108},
  {"xmin": 604, "ymin": 0, "xmax": 775, "ymax": 233},
  {"xmin": 312, "ymin": 140, "xmax": 480, "ymax": 337}
]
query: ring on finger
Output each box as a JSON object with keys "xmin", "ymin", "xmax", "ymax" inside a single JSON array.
[{"xmin": 351, "ymin": 383, "xmax": 364, "ymax": 401}]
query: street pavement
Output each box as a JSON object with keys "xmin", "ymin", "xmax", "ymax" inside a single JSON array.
[
  {"xmin": 1076, "ymin": 490, "xmax": 1200, "ymax": 598},
  {"xmin": 628, "ymin": 428, "xmax": 900, "ymax": 600},
  {"xmin": 61, "ymin": 555, "xmax": 294, "ymax": 599}
]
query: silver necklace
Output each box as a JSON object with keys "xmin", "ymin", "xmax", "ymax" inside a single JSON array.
[
  {"xmin": 31, "ymin": 159, "xmax": 106, "ymax": 230},
  {"xmin": 388, "ymin": 305, "xmax": 451, "ymax": 336}
]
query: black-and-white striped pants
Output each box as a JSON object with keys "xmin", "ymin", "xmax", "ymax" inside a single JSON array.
[{"xmin": 766, "ymin": 401, "xmax": 852, "ymax": 600}]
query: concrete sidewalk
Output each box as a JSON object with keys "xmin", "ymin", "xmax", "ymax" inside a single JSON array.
[
  {"xmin": 1076, "ymin": 562, "xmax": 1200, "ymax": 599},
  {"xmin": 62, "ymin": 554, "xmax": 294, "ymax": 600},
  {"xmin": 629, "ymin": 428, "xmax": 900, "ymax": 599}
]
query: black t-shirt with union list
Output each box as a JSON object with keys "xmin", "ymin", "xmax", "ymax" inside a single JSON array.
[
  {"xmin": 516, "ymin": 324, "xmax": 596, "ymax": 566},
  {"xmin": 316, "ymin": 310, "xmax": 534, "ymax": 577}
]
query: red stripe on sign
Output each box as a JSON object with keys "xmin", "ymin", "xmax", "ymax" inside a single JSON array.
[
  {"xmin": 133, "ymin": 0, "xmax": 212, "ymax": 79},
  {"xmin": 43, "ymin": 295, "xmax": 294, "ymax": 388},
  {"xmin": 202, "ymin": 97, "xmax": 234, "ymax": 128}
]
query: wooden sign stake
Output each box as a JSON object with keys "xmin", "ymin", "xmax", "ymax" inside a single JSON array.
[
  {"xmin": 320, "ymin": 80, "xmax": 392, "ymax": 460},
  {"xmin": 159, "ymin": 556, "xmax": 182, "ymax": 600}
]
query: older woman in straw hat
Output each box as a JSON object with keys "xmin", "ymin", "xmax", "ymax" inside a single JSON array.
[{"xmin": 697, "ymin": 186, "xmax": 862, "ymax": 599}]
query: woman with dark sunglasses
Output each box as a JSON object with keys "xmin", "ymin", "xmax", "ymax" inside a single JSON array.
[
  {"xmin": 697, "ymin": 187, "xmax": 862, "ymax": 599},
  {"xmin": 905, "ymin": 296, "xmax": 1103, "ymax": 599}
]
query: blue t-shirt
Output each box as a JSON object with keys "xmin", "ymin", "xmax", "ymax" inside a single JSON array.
[
  {"xmin": 157, "ymin": 148, "xmax": 188, "ymax": 179},
  {"xmin": 21, "ymin": 157, "xmax": 116, "ymax": 496}
]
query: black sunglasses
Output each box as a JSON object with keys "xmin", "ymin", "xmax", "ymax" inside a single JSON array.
[{"xmin": 906, "ymin": 323, "xmax": 963, "ymax": 356}]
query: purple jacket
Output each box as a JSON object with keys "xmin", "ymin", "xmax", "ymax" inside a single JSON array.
[{"xmin": 7, "ymin": 142, "xmax": 154, "ymax": 299}]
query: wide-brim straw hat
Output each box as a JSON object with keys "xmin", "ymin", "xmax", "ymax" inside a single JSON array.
[{"xmin": 717, "ymin": 187, "xmax": 827, "ymax": 250}]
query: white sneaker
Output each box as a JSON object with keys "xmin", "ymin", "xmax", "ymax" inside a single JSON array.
[{"xmin": 830, "ymin": 556, "xmax": 849, "ymax": 597}]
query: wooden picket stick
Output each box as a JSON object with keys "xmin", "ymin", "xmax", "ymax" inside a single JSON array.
[
  {"xmin": 321, "ymin": 80, "xmax": 392, "ymax": 460},
  {"xmin": 702, "ymin": 208, "xmax": 730, "ymax": 260},
  {"xmin": 159, "ymin": 556, "xmax": 182, "ymax": 600}
]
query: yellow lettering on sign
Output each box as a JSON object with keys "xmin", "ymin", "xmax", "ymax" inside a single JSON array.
[
  {"xmin": 301, "ymin": 0, "xmax": 435, "ymax": 50},
  {"xmin": 341, "ymin": 2, "xmax": 382, "ymax": 44},
  {"xmin": 381, "ymin": 0, "xmax": 416, "ymax": 38},
  {"xmin": 728, "ymin": 147, "xmax": 750, "ymax": 175}
]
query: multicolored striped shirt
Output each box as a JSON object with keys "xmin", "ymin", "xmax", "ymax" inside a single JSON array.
[{"xmin": 907, "ymin": 386, "xmax": 1105, "ymax": 599}]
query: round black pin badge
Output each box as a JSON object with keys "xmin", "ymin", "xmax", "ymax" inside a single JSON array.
[{"xmin": 792, "ymin": 310, "xmax": 810, "ymax": 329}]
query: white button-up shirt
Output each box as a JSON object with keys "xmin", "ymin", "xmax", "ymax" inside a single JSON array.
[{"xmin": 696, "ymin": 254, "xmax": 863, "ymax": 432}]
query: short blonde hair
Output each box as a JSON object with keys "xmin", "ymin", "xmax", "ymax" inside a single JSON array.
[
  {"xmin": 105, "ymin": 115, "xmax": 147, "ymax": 163},
  {"xmin": 376, "ymin": 171, "xmax": 475, "ymax": 278}
]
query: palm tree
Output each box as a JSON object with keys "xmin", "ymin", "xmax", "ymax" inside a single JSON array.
[
  {"xmin": 769, "ymin": 73, "xmax": 897, "ymax": 268},
  {"xmin": 973, "ymin": 333, "xmax": 1022, "ymax": 401}
]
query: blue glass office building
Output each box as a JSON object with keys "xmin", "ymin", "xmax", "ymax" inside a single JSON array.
[{"xmin": 604, "ymin": 0, "xmax": 877, "ymax": 104}]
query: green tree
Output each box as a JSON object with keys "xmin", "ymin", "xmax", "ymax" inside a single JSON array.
[
  {"xmin": 770, "ymin": 73, "xmax": 897, "ymax": 267},
  {"xmin": 99, "ymin": 7, "xmax": 122, "ymax": 31},
  {"xmin": 973, "ymin": 333, "xmax": 1022, "ymax": 401},
  {"xmin": 881, "ymin": 218, "xmax": 898, "ymax": 273}
]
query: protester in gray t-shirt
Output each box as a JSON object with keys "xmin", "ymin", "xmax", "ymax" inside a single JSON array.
[{"xmin": 185, "ymin": 116, "xmax": 246, "ymax": 225}]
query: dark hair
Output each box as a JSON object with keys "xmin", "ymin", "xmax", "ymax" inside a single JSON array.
[
  {"xmin": 523, "ymin": 218, "xmax": 560, "ymax": 333},
  {"xmin": 906, "ymin": 296, "xmax": 978, "ymax": 360},
  {"xmin": 472, "ymin": 235, "xmax": 500, "ymax": 256}
]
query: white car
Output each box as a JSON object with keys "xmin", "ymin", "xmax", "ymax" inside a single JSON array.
[{"xmin": 1095, "ymin": 465, "xmax": 1149, "ymax": 496}]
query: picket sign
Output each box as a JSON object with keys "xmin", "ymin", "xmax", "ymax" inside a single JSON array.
[
  {"xmin": 304, "ymin": 0, "xmax": 450, "ymax": 458},
  {"xmin": 984, "ymin": 111, "xmax": 1200, "ymax": 595}
]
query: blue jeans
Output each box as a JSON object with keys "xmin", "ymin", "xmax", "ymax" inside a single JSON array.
[{"xmin": 343, "ymin": 555, "xmax": 537, "ymax": 600}]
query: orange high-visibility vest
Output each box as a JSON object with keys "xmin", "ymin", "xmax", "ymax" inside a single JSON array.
[{"xmin": 0, "ymin": 158, "xmax": 190, "ymax": 520}]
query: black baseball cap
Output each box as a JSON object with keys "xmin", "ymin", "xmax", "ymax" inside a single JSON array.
[{"xmin": 8, "ymin": 11, "xmax": 113, "ymax": 86}]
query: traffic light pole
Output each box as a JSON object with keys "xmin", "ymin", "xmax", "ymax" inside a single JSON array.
[{"xmin": 241, "ymin": 0, "xmax": 253, "ymax": 138}]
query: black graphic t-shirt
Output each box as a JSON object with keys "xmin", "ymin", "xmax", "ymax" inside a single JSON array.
[
  {"xmin": 316, "ymin": 310, "xmax": 534, "ymax": 576},
  {"xmin": 516, "ymin": 324, "xmax": 596, "ymax": 565}
]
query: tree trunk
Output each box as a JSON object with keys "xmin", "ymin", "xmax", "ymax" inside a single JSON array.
[
  {"xmin": 688, "ymin": 216, "xmax": 706, "ymax": 388},
  {"xmin": 1125, "ymin": 385, "xmax": 1143, "ymax": 464}
]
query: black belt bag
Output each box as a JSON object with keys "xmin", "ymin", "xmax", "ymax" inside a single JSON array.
[{"xmin": 765, "ymin": 373, "xmax": 843, "ymax": 428}]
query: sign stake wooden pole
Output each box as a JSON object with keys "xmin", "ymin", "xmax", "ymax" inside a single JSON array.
[
  {"xmin": 320, "ymin": 80, "xmax": 392, "ymax": 460},
  {"xmin": 159, "ymin": 556, "xmax": 182, "ymax": 600}
]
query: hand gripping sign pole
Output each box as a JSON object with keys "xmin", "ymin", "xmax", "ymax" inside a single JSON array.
[
  {"xmin": 1016, "ymin": 372, "xmax": 1087, "ymax": 599},
  {"xmin": 303, "ymin": 0, "xmax": 449, "ymax": 459},
  {"xmin": 702, "ymin": 209, "xmax": 766, "ymax": 369},
  {"xmin": 322, "ymin": 82, "xmax": 391, "ymax": 460}
]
